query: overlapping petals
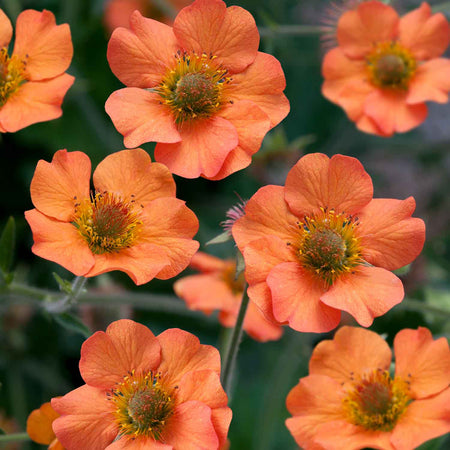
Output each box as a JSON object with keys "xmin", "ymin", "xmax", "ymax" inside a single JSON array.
[{"xmin": 27, "ymin": 402, "xmax": 64, "ymax": 450}]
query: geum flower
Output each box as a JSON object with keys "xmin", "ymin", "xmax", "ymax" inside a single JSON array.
[
  {"xmin": 27, "ymin": 401, "xmax": 64, "ymax": 450},
  {"xmin": 286, "ymin": 326, "xmax": 450, "ymax": 450},
  {"xmin": 232, "ymin": 153, "xmax": 425, "ymax": 333},
  {"xmin": 0, "ymin": 9, "xmax": 74, "ymax": 132},
  {"xmin": 105, "ymin": 0, "xmax": 289, "ymax": 180},
  {"xmin": 52, "ymin": 319, "xmax": 232, "ymax": 449},
  {"xmin": 322, "ymin": 1, "xmax": 450, "ymax": 136},
  {"xmin": 174, "ymin": 251, "xmax": 283, "ymax": 342},
  {"xmin": 25, "ymin": 148, "xmax": 199, "ymax": 285}
]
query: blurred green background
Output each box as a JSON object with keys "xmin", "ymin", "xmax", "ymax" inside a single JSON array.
[{"xmin": 1, "ymin": 0, "xmax": 450, "ymax": 448}]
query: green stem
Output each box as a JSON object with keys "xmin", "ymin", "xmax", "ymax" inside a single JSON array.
[
  {"xmin": 0, "ymin": 433, "xmax": 30, "ymax": 443},
  {"xmin": 258, "ymin": 25, "xmax": 324, "ymax": 38},
  {"xmin": 402, "ymin": 298, "xmax": 450, "ymax": 317},
  {"xmin": 220, "ymin": 285, "xmax": 250, "ymax": 395},
  {"xmin": 45, "ymin": 276, "xmax": 88, "ymax": 313},
  {"xmin": 432, "ymin": 2, "xmax": 450, "ymax": 13}
]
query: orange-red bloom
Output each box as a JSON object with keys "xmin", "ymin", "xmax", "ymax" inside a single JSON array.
[
  {"xmin": 322, "ymin": 1, "xmax": 450, "ymax": 136},
  {"xmin": 27, "ymin": 402, "xmax": 64, "ymax": 450},
  {"xmin": 25, "ymin": 148, "xmax": 199, "ymax": 285},
  {"xmin": 52, "ymin": 319, "xmax": 232, "ymax": 449},
  {"xmin": 174, "ymin": 251, "xmax": 283, "ymax": 342},
  {"xmin": 232, "ymin": 153, "xmax": 425, "ymax": 333},
  {"xmin": 105, "ymin": 0, "xmax": 289, "ymax": 180},
  {"xmin": 0, "ymin": 9, "xmax": 74, "ymax": 132},
  {"xmin": 286, "ymin": 326, "xmax": 450, "ymax": 449}
]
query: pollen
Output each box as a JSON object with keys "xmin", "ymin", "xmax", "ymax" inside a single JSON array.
[
  {"xmin": 296, "ymin": 207, "xmax": 362, "ymax": 285},
  {"xmin": 366, "ymin": 41, "xmax": 417, "ymax": 90},
  {"xmin": 0, "ymin": 48, "xmax": 28, "ymax": 106},
  {"xmin": 72, "ymin": 192, "xmax": 142, "ymax": 254},
  {"xmin": 343, "ymin": 369, "xmax": 411, "ymax": 432},
  {"xmin": 108, "ymin": 370, "xmax": 176, "ymax": 441},
  {"xmin": 155, "ymin": 51, "xmax": 232, "ymax": 124}
]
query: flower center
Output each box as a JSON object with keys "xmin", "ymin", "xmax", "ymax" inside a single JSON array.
[
  {"xmin": 296, "ymin": 208, "xmax": 362, "ymax": 285},
  {"xmin": 72, "ymin": 192, "xmax": 142, "ymax": 254},
  {"xmin": 222, "ymin": 262, "xmax": 246, "ymax": 295},
  {"xmin": 156, "ymin": 51, "xmax": 231, "ymax": 124},
  {"xmin": 0, "ymin": 48, "xmax": 27, "ymax": 106},
  {"xmin": 109, "ymin": 370, "xmax": 176, "ymax": 440},
  {"xmin": 367, "ymin": 41, "xmax": 416, "ymax": 89},
  {"xmin": 343, "ymin": 369, "xmax": 411, "ymax": 432}
]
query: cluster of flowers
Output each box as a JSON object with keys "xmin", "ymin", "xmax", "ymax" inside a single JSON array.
[{"xmin": 1, "ymin": 0, "xmax": 449, "ymax": 448}]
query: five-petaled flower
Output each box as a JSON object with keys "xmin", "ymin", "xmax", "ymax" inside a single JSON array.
[
  {"xmin": 174, "ymin": 251, "xmax": 283, "ymax": 342},
  {"xmin": 232, "ymin": 153, "xmax": 426, "ymax": 333},
  {"xmin": 27, "ymin": 401, "xmax": 64, "ymax": 450},
  {"xmin": 322, "ymin": 1, "xmax": 450, "ymax": 136},
  {"xmin": 0, "ymin": 9, "xmax": 74, "ymax": 132},
  {"xmin": 52, "ymin": 319, "xmax": 232, "ymax": 449},
  {"xmin": 105, "ymin": 0, "xmax": 289, "ymax": 180},
  {"xmin": 25, "ymin": 148, "xmax": 199, "ymax": 285},
  {"xmin": 286, "ymin": 326, "xmax": 450, "ymax": 449}
]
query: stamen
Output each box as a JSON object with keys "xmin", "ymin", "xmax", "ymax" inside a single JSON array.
[{"xmin": 0, "ymin": 48, "xmax": 28, "ymax": 106}]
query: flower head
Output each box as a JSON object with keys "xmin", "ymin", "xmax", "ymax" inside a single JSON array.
[
  {"xmin": 105, "ymin": 0, "xmax": 289, "ymax": 179},
  {"xmin": 322, "ymin": 1, "xmax": 450, "ymax": 136},
  {"xmin": 52, "ymin": 319, "xmax": 232, "ymax": 449},
  {"xmin": 27, "ymin": 402, "xmax": 63, "ymax": 450},
  {"xmin": 0, "ymin": 9, "xmax": 74, "ymax": 132},
  {"xmin": 232, "ymin": 153, "xmax": 425, "ymax": 332},
  {"xmin": 25, "ymin": 148, "xmax": 199, "ymax": 285},
  {"xmin": 286, "ymin": 326, "xmax": 450, "ymax": 449},
  {"xmin": 174, "ymin": 251, "xmax": 283, "ymax": 342}
]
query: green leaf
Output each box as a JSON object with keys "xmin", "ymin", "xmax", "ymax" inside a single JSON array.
[
  {"xmin": 235, "ymin": 249, "xmax": 245, "ymax": 279},
  {"xmin": 53, "ymin": 313, "xmax": 91, "ymax": 338},
  {"xmin": 0, "ymin": 428, "xmax": 5, "ymax": 435},
  {"xmin": 0, "ymin": 216, "xmax": 15, "ymax": 277},
  {"xmin": 52, "ymin": 272, "xmax": 73, "ymax": 295},
  {"xmin": 206, "ymin": 231, "xmax": 231, "ymax": 246}
]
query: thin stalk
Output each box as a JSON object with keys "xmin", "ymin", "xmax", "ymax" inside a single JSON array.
[
  {"xmin": 45, "ymin": 276, "xmax": 88, "ymax": 313},
  {"xmin": 0, "ymin": 432, "xmax": 30, "ymax": 443},
  {"xmin": 220, "ymin": 285, "xmax": 250, "ymax": 395},
  {"xmin": 402, "ymin": 298, "xmax": 450, "ymax": 317}
]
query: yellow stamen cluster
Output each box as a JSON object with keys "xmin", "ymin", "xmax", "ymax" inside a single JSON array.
[
  {"xmin": 367, "ymin": 41, "xmax": 417, "ymax": 90},
  {"xmin": 72, "ymin": 192, "xmax": 142, "ymax": 255},
  {"xmin": 108, "ymin": 370, "xmax": 176, "ymax": 440},
  {"xmin": 0, "ymin": 48, "xmax": 27, "ymax": 106},
  {"xmin": 296, "ymin": 207, "xmax": 362, "ymax": 285},
  {"xmin": 155, "ymin": 50, "xmax": 232, "ymax": 124},
  {"xmin": 343, "ymin": 369, "xmax": 412, "ymax": 431}
]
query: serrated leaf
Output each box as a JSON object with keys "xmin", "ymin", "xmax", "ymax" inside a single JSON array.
[
  {"xmin": 0, "ymin": 216, "xmax": 15, "ymax": 276},
  {"xmin": 53, "ymin": 313, "xmax": 91, "ymax": 338},
  {"xmin": 53, "ymin": 272, "xmax": 73, "ymax": 294},
  {"xmin": 206, "ymin": 231, "xmax": 231, "ymax": 246}
]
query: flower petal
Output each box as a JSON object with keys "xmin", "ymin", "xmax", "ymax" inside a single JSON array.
[
  {"xmin": 0, "ymin": 9, "xmax": 12, "ymax": 47},
  {"xmin": 188, "ymin": 251, "xmax": 227, "ymax": 273},
  {"xmin": 358, "ymin": 197, "xmax": 425, "ymax": 271},
  {"xmin": 105, "ymin": 88, "xmax": 181, "ymax": 148},
  {"xmin": 27, "ymin": 402, "xmax": 59, "ymax": 445},
  {"xmin": 29, "ymin": 149, "xmax": 91, "ymax": 221},
  {"xmin": 173, "ymin": 0, "xmax": 259, "ymax": 73},
  {"xmin": 13, "ymin": 10, "xmax": 72, "ymax": 80},
  {"xmin": 399, "ymin": 2, "xmax": 450, "ymax": 60},
  {"xmin": 394, "ymin": 327, "xmax": 450, "ymax": 399},
  {"xmin": 106, "ymin": 437, "xmax": 171, "ymax": 449},
  {"xmin": 285, "ymin": 153, "xmax": 373, "ymax": 218},
  {"xmin": 322, "ymin": 266, "xmax": 404, "ymax": 327},
  {"xmin": 79, "ymin": 319, "xmax": 161, "ymax": 389}
]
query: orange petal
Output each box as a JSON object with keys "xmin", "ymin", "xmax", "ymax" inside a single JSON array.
[
  {"xmin": 322, "ymin": 266, "xmax": 404, "ymax": 327},
  {"xmin": 268, "ymin": 261, "xmax": 341, "ymax": 333},
  {"xmin": 105, "ymin": 88, "xmax": 181, "ymax": 148},
  {"xmin": 173, "ymin": 0, "xmax": 259, "ymax": 74},
  {"xmin": 209, "ymin": 100, "xmax": 271, "ymax": 180},
  {"xmin": 228, "ymin": 52, "xmax": 289, "ymax": 127},
  {"xmin": 27, "ymin": 402, "xmax": 59, "ymax": 445},
  {"xmin": 29, "ymin": 149, "xmax": 91, "ymax": 221},
  {"xmin": 309, "ymin": 326, "xmax": 392, "ymax": 384},
  {"xmin": 356, "ymin": 113, "xmax": 389, "ymax": 136},
  {"xmin": 154, "ymin": 116, "xmax": 238, "ymax": 179},
  {"xmin": 93, "ymin": 148, "xmax": 176, "ymax": 207},
  {"xmin": 188, "ymin": 251, "xmax": 227, "ymax": 273},
  {"xmin": 358, "ymin": 197, "xmax": 425, "ymax": 271},
  {"xmin": 24, "ymin": 209, "xmax": 95, "ymax": 275},
  {"xmin": 337, "ymin": 1, "xmax": 398, "ymax": 59},
  {"xmin": 107, "ymin": 10, "xmax": 178, "ymax": 87},
  {"xmin": 13, "ymin": 10, "xmax": 72, "ymax": 80},
  {"xmin": 240, "ymin": 301, "xmax": 283, "ymax": 342},
  {"xmin": 0, "ymin": 73, "xmax": 74, "ymax": 132},
  {"xmin": 285, "ymin": 153, "xmax": 373, "ymax": 218},
  {"xmin": 394, "ymin": 327, "xmax": 450, "ymax": 399},
  {"xmin": 0, "ymin": 9, "xmax": 12, "ymax": 47},
  {"xmin": 399, "ymin": 2, "xmax": 450, "ymax": 60},
  {"xmin": 48, "ymin": 438, "xmax": 65, "ymax": 450},
  {"xmin": 52, "ymin": 385, "xmax": 117, "ymax": 450},
  {"xmin": 106, "ymin": 436, "xmax": 171, "ymax": 449},
  {"xmin": 407, "ymin": 58, "xmax": 450, "ymax": 104},
  {"xmin": 364, "ymin": 89, "xmax": 428, "ymax": 136},
  {"xmin": 211, "ymin": 407, "xmax": 233, "ymax": 450},
  {"xmin": 79, "ymin": 319, "xmax": 161, "ymax": 389}
]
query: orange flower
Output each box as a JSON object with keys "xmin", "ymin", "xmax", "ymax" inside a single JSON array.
[
  {"xmin": 0, "ymin": 9, "xmax": 74, "ymax": 132},
  {"xmin": 174, "ymin": 251, "xmax": 283, "ymax": 342},
  {"xmin": 52, "ymin": 319, "xmax": 232, "ymax": 449},
  {"xmin": 232, "ymin": 153, "xmax": 426, "ymax": 332},
  {"xmin": 105, "ymin": 0, "xmax": 289, "ymax": 180},
  {"xmin": 322, "ymin": 1, "xmax": 450, "ymax": 136},
  {"xmin": 24, "ymin": 148, "xmax": 199, "ymax": 285},
  {"xmin": 286, "ymin": 326, "xmax": 450, "ymax": 449},
  {"xmin": 27, "ymin": 402, "xmax": 64, "ymax": 450}
]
